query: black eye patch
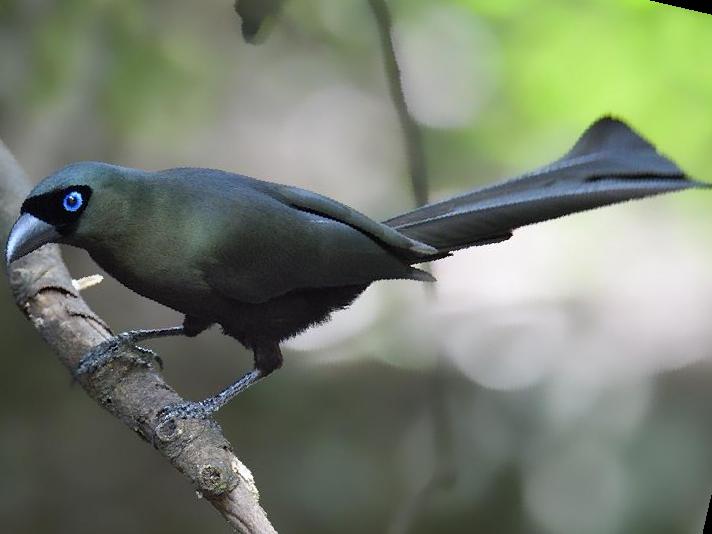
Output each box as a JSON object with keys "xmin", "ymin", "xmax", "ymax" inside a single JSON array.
[{"xmin": 21, "ymin": 185, "xmax": 93, "ymax": 233}]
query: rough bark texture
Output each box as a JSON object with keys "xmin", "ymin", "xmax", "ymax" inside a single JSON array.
[{"xmin": 0, "ymin": 140, "xmax": 277, "ymax": 534}]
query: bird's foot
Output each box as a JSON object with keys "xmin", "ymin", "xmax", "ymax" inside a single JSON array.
[
  {"xmin": 157, "ymin": 399, "xmax": 216, "ymax": 423},
  {"xmin": 74, "ymin": 331, "xmax": 159, "ymax": 378},
  {"xmin": 154, "ymin": 400, "xmax": 220, "ymax": 439},
  {"xmin": 154, "ymin": 369, "xmax": 266, "ymax": 437}
]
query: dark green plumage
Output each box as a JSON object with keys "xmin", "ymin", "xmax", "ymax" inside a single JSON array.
[{"xmin": 5, "ymin": 117, "xmax": 707, "ymax": 420}]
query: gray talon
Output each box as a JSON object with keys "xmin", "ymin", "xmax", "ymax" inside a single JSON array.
[
  {"xmin": 75, "ymin": 332, "xmax": 160, "ymax": 377},
  {"xmin": 157, "ymin": 401, "xmax": 215, "ymax": 427},
  {"xmin": 73, "ymin": 327, "xmax": 184, "ymax": 377}
]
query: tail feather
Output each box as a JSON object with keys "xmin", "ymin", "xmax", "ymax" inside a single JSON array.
[{"xmin": 385, "ymin": 117, "xmax": 707, "ymax": 253}]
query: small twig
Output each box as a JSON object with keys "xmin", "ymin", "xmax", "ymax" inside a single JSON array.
[
  {"xmin": 72, "ymin": 274, "xmax": 104, "ymax": 291},
  {"xmin": 1, "ymin": 140, "xmax": 276, "ymax": 534}
]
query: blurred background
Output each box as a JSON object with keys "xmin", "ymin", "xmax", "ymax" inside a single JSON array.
[{"xmin": 1, "ymin": 0, "xmax": 711, "ymax": 533}]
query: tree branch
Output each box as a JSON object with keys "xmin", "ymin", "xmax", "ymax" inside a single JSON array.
[
  {"xmin": 367, "ymin": 2, "xmax": 457, "ymax": 532},
  {"xmin": 0, "ymin": 140, "xmax": 277, "ymax": 533},
  {"xmin": 368, "ymin": 0, "xmax": 429, "ymax": 207}
]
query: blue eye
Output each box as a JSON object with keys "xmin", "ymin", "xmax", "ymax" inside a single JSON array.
[{"xmin": 62, "ymin": 191, "xmax": 83, "ymax": 212}]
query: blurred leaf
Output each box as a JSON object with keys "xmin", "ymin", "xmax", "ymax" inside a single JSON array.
[{"xmin": 234, "ymin": 0, "xmax": 285, "ymax": 44}]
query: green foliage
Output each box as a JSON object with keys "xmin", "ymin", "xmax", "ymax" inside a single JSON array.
[
  {"xmin": 460, "ymin": 0, "xmax": 712, "ymax": 178},
  {"xmin": 16, "ymin": 0, "xmax": 712, "ymax": 175},
  {"xmin": 99, "ymin": 2, "xmax": 216, "ymax": 138},
  {"xmin": 28, "ymin": 0, "xmax": 89, "ymax": 105},
  {"xmin": 26, "ymin": 0, "xmax": 219, "ymax": 140}
]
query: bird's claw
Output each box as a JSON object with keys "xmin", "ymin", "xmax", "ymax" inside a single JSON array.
[
  {"xmin": 74, "ymin": 332, "xmax": 159, "ymax": 378},
  {"xmin": 157, "ymin": 400, "xmax": 214, "ymax": 424},
  {"xmin": 155, "ymin": 400, "xmax": 219, "ymax": 438}
]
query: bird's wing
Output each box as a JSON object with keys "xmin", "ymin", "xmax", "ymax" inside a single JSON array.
[
  {"xmin": 198, "ymin": 177, "xmax": 432, "ymax": 304},
  {"xmin": 263, "ymin": 183, "xmax": 437, "ymax": 257}
]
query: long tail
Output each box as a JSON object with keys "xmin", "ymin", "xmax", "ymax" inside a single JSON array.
[{"xmin": 385, "ymin": 117, "xmax": 707, "ymax": 254}]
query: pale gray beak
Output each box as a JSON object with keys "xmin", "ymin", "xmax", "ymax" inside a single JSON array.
[{"xmin": 5, "ymin": 213, "xmax": 60, "ymax": 265}]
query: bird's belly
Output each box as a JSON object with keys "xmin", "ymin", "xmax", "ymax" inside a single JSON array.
[
  {"xmin": 89, "ymin": 246, "xmax": 369, "ymax": 347},
  {"xmin": 215, "ymin": 284, "xmax": 370, "ymax": 347}
]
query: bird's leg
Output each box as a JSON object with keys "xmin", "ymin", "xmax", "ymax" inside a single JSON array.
[
  {"xmin": 157, "ymin": 344, "xmax": 283, "ymax": 424},
  {"xmin": 158, "ymin": 369, "xmax": 266, "ymax": 422},
  {"xmin": 75, "ymin": 326, "xmax": 186, "ymax": 377}
]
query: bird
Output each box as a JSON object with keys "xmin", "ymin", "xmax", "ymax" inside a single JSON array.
[{"xmin": 4, "ymin": 117, "xmax": 707, "ymax": 423}]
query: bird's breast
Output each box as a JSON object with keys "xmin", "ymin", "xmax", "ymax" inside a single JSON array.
[{"xmin": 86, "ymin": 232, "xmax": 218, "ymax": 318}]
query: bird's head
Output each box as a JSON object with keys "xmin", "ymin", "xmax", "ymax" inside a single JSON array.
[{"xmin": 5, "ymin": 161, "xmax": 137, "ymax": 265}]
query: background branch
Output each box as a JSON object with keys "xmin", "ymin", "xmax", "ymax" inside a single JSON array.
[
  {"xmin": 368, "ymin": 0, "xmax": 429, "ymax": 207},
  {"xmin": 0, "ymin": 140, "xmax": 276, "ymax": 534},
  {"xmin": 367, "ymin": 1, "xmax": 457, "ymax": 532}
]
